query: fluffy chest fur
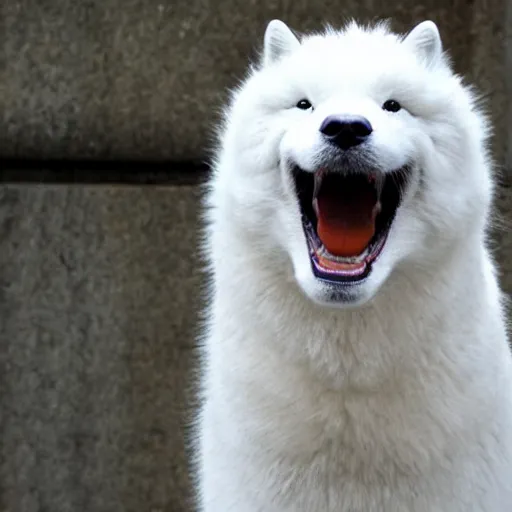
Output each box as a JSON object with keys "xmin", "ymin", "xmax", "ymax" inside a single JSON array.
[{"xmin": 198, "ymin": 240, "xmax": 512, "ymax": 511}]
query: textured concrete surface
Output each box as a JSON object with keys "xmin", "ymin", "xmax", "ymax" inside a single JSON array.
[
  {"xmin": 0, "ymin": 185, "xmax": 201, "ymax": 512},
  {"xmin": 0, "ymin": 0, "xmax": 510, "ymax": 165},
  {"xmin": 0, "ymin": 181, "xmax": 511, "ymax": 512}
]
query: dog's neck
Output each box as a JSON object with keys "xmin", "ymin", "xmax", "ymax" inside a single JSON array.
[{"xmin": 210, "ymin": 225, "xmax": 495, "ymax": 391}]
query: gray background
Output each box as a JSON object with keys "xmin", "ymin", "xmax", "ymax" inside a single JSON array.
[
  {"xmin": 1, "ymin": 1, "xmax": 511, "ymax": 511},
  {"xmin": 1, "ymin": 0, "xmax": 511, "ymax": 165}
]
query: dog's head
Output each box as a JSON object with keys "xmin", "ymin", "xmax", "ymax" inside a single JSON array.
[{"xmin": 214, "ymin": 20, "xmax": 492, "ymax": 307}]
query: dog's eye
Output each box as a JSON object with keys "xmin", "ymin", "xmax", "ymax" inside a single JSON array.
[
  {"xmin": 382, "ymin": 100, "xmax": 401, "ymax": 113},
  {"xmin": 296, "ymin": 99, "xmax": 313, "ymax": 110}
]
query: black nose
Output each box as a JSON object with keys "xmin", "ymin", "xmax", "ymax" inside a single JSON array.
[{"xmin": 320, "ymin": 115, "xmax": 373, "ymax": 150}]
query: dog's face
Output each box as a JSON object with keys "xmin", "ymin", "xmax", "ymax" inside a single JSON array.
[{"xmin": 218, "ymin": 20, "xmax": 491, "ymax": 308}]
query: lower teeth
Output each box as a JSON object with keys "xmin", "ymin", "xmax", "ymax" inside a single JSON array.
[
  {"xmin": 313, "ymin": 198, "xmax": 319, "ymax": 217},
  {"xmin": 316, "ymin": 243, "xmax": 369, "ymax": 263}
]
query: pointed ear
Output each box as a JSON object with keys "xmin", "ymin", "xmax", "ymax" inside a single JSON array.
[
  {"xmin": 263, "ymin": 20, "xmax": 300, "ymax": 66},
  {"xmin": 403, "ymin": 20, "xmax": 442, "ymax": 68}
]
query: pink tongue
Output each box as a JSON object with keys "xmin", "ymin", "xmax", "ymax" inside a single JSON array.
[{"xmin": 316, "ymin": 183, "xmax": 378, "ymax": 257}]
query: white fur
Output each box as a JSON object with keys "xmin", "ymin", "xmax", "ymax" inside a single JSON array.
[{"xmin": 195, "ymin": 19, "xmax": 512, "ymax": 511}]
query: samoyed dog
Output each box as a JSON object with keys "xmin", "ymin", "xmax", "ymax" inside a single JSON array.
[{"xmin": 196, "ymin": 18, "xmax": 512, "ymax": 511}]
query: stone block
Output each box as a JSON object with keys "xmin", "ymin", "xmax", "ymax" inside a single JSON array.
[
  {"xmin": 1, "ymin": 0, "xmax": 510, "ymax": 165},
  {"xmin": 0, "ymin": 179, "xmax": 511, "ymax": 511},
  {"xmin": 0, "ymin": 184, "xmax": 201, "ymax": 512}
]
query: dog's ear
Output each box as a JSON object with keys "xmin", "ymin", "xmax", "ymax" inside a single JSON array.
[
  {"xmin": 263, "ymin": 20, "xmax": 300, "ymax": 66},
  {"xmin": 403, "ymin": 20, "xmax": 442, "ymax": 68}
]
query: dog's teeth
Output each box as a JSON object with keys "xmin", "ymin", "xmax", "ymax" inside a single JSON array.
[
  {"xmin": 313, "ymin": 169, "xmax": 324, "ymax": 199},
  {"xmin": 374, "ymin": 172, "xmax": 385, "ymax": 198},
  {"xmin": 313, "ymin": 198, "xmax": 319, "ymax": 217}
]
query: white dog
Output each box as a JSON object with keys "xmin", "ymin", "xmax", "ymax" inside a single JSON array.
[{"xmin": 196, "ymin": 18, "xmax": 512, "ymax": 511}]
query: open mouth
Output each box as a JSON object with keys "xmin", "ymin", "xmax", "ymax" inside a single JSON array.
[{"xmin": 293, "ymin": 165, "xmax": 411, "ymax": 284}]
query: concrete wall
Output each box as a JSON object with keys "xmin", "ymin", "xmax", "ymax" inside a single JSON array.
[
  {"xmin": 1, "ymin": 180, "xmax": 511, "ymax": 512},
  {"xmin": 1, "ymin": 0, "xmax": 510, "ymax": 167},
  {"xmin": 0, "ymin": 185, "xmax": 200, "ymax": 512}
]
